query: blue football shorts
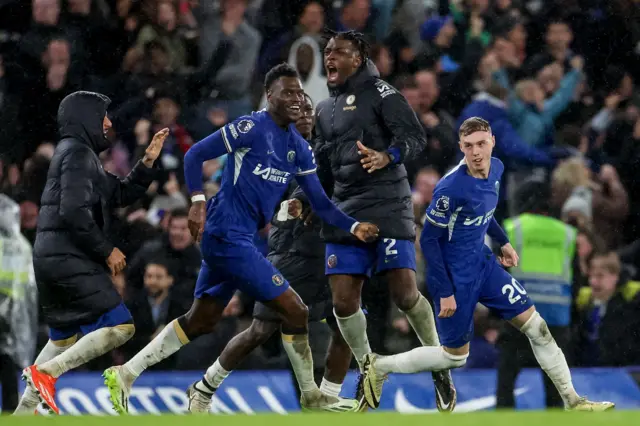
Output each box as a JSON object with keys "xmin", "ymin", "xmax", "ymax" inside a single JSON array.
[
  {"xmin": 325, "ymin": 238, "xmax": 416, "ymax": 277},
  {"xmin": 432, "ymin": 258, "xmax": 533, "ymax": 348}
]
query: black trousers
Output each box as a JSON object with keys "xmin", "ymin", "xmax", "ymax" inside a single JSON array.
[
  {"xmin": 496, "ymin": 324, "xmax": 571, "ymax": 409},
  {"xmin": 0, "ymin": 353, "xmax": 18, "ymax": 413}
]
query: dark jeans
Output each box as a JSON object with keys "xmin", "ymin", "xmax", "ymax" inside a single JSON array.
[
  {"xmin": 496, "ymin": 324, "xmax": 571, "ymax": 409},
  {"xmin": 0, "ymin": 353, "xmax": 18, "ymax": 413}
]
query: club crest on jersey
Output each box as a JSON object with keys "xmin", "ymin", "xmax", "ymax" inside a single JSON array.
[
  {"xmin": 327, "ymin": 254, "xmax": 337, "ymax": 268},
  {"xmin": 272, "ymin": 274, "xmax": 284, "ymax": 286},
  {"xmin": 346, "ymin": 95, "xmax": 356, "ymax": 105},
  {"xmin": 287, "ymin": 150, "xmax": 296, "ymax": 162},
  {"xmin": 435, "ymin": 196, "xmax": 450, "ymax": 212},
  {"xmin": 495, "ymin": 181, "xmax": 500, "ymax": 195},
  {"xmin": 237, "ymin": 119, "xmax": 254, "ymax": 134}
]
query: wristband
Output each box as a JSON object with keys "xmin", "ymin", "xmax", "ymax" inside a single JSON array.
[
  {"xmin": 191, "ymin": 194, "xmax": 206, "ymax": 203},
  {"xmin": 350, "ymin": 221, "xmax": 360, "ymax": 234}
]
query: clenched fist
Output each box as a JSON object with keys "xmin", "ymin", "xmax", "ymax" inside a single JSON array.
[{"xmin": 352, "ymin": 222, "xmax": 379, "ymax": 243}]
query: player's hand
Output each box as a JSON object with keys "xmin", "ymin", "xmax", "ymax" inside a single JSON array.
[
  {"xmin": 439, "ymin": 295, "xmax": 457, "ymax": 318},
  {"xmin": 142, "ymin": 127, "xmax": 170, "ymax": 167},
  {"xmin": 188, "ymin": 200, "xmax": 206, "ymax": 243},
  {"xmin": 499, "ymin": 243, "xmax": 519, "ymax": 268},
  {"xmin": 287, "ymin": 198, "xmax": 303, "ymax": 218},
  {"xmin": 352, "ymin": 222, "xmax": 379, "ymax": 243},
  {"xmin": 106, "ymin": 248, "xmax": 127, "ymax": 276},
  {"xmin": 300, "ymin": 206, "xmax": 315, "ymax": 227},
  {"xmin": 357, "ymin": 141, "xmax": 391, "ymax": 173}
]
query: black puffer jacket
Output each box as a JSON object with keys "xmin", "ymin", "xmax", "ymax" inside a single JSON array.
[
  {"xmin": 312, "ymin": 61, "xmax": 427, "ymax": 244},
  {"xmin": 34, "ymin": 91, "xmax": 157, "ymax": 328}
]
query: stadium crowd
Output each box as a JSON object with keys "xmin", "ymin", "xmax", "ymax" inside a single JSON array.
[{"xmin": 1, "ymin": 0, "xmax": 640, "ymax": 411}]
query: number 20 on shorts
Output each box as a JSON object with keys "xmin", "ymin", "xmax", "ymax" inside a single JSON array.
[{"xmin": 502, "ymin": 277, "xmax": 527, "ymax": 304}]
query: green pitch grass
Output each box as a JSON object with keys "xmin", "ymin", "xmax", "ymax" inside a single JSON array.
[{"xmin": 2, "ymin": 411, "xmax": 638, "ymax": 426}]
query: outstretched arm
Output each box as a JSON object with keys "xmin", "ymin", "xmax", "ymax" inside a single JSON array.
[
  {"xmin": 184, "ymin": 128, "xmax": 231, "ymax": 194},
  {"xmin": 295, "ymin": 172, "xmax": 358, "ymax": 234}
]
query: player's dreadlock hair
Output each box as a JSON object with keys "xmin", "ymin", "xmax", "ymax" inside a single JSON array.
[
  {"xmin": 264, "ymin": 63, "xmax": 299, "ymax": 91},
  {"xmin": 323, "ymin": 29, "xmax": 370, "ymax": 65}
]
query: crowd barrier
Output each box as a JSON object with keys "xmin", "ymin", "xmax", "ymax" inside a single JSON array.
[{"xmin": 2, "ymin": 368, "xmax": 639, "ymax": 414}]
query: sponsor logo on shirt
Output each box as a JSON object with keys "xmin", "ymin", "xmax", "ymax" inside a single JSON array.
[{"xmin": 252, "ymin": 164, "xmax": 291, "ymax": 184}]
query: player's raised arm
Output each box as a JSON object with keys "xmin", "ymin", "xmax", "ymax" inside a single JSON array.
[{"xmin": 108, "ymin": 128, "xmax": 169, "ymax": 207}]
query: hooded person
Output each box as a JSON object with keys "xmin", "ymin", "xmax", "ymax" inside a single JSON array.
[
  {"xmin": 259, "ymin": 35, "xmax": 329, "ymax": 109},
  {"xmin": 14, "ymin": 91, "xmax": 170, "ymax": 416}
]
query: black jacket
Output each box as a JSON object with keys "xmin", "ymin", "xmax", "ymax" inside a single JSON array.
[
  {"xmin": 33, "ymin": 91, "xmax": 157, "ymax": 328},
  {"xmin": 311, "ymin": 61, "xmax": 426, "ymax": 244}
]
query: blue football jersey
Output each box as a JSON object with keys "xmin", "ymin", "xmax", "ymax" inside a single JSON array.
[
  {"xmin": 424, "ymin": 157, "xmax": 504, "ymax": 285},
  {"xmin": 204, "ymin": 111, "xmax": 317, "ymax": 239}
]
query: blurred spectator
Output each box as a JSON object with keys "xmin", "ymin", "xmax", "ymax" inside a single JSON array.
[
  {"xmin": 551, "ymin": 159, "xmax": 629, "ymax": 248},
  {"xmin": 124, "ymin": 257, "xmax": 191, "ymax": 371},
  {"xmin": 126, "ymin": 208, "xmax": 200, "ymax": 299},
  {"xmin": 574, "ymin": 251, "xmax": 640, "ymax": 366},
  {"xmin": 194, "ymin": 0, "xmax": 261, "ymax": 118}
]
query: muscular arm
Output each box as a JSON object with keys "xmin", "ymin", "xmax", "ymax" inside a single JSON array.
[{"xmin": 59, "ymin": 150, "xmax": 114, "ymax": 260}]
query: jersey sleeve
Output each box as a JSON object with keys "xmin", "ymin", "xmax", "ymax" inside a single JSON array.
[
  {"xmin": 221, "ymin": 117, "xmax": 256, "ymax": 153},
  {"xmin": 295, "ymin": 138, "xmax": 318, "ymax": 176},
  {"xmin": 424, "ymin": 186, "xmax": 458, "ymax": 229}
]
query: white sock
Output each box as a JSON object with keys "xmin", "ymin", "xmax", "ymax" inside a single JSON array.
[
  {"xmin": 403, "ymin": 295, "xmax": 440, "ymax": 346},
  {"xmin": 521, "ymin": 311, "xmax": 580, "ymax": 408},
  {"xmin": 38, "ymin": 324, "xmax": 134, "ymax": 378},
  {"xmin": 319, "ymin": 378, "xmax": 342, "ymax": 398},
  {"xmin": 13, "ymin": 339, "xmax": 75, "ymax": 414},
  {"xmin": 196, "ymin": 359, "xmax": 229, "ymax": 394},
  {"xmin": 123, "ymin": 320, "xmax": 188, "ymax": 385},
  {"xmin": 374, "ymin": 346, "xmax": 467, "ymax": 375},
  {"xmin": 281, "ymin": 333, "xmax": 318, "ymax": 395},
  {"xmin": 334, "ymin": 308, "xmax": 371, "ymax": 371}
]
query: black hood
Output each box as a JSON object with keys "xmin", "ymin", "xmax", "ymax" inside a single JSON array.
[
  {"xmin": 330, "ymin": 59, "xmax": 380, "ymax": 96},
  {"xmin": 57, "ymin": 91, "xmax": 112, "ymax": 153}
]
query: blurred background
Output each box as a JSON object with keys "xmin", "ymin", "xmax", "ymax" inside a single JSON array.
[{"xmin": 0, "ymin": 0, "xmax": 640, "ymax": 414}]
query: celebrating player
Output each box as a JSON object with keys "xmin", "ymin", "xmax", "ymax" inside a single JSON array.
[
  {"xmin": 358, "ymin": 117, "xmax": 614, "ymax": 412},
  {"xmin": 300, "ymin": 30, "xmax": 455, "ymax": 411},
  {"xmin": 103, "ymin": 64, "xmax": 378, "ymax": 414},
  {"xmin": 195, "ymin": 94, "xmax": 355, "ymax": 412},
  {"xmin": 15, "ymin": 91, "xmax": 168, "ymax": 415}
]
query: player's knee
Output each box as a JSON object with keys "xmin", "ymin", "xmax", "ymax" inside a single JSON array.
[
  {"xmin": 332, "ymin": 298, "xmax": 359, "ymax": 317},
  {"xmin": 288, "ymin": 303, "xmax": 309, "ymax": 329},
  {"xmin": 441, "ymin": 348, "xmax": 469, "ymax": 369},
  {"xmin": 390, "ymin": 288, "xmax": 420, "ymax": 312},
  {"xmin": 520, "ymin": 311, "xmax": 553, "ymax": 346},
  {"xmin": 247, "ymin": 320, "xmax": 278, "ymax": 343},
  {"xmin": 179, "ymin": 313, "xmax": 215, "ymax": 339},
  {"xmin": 111, "ymin": 323, "xmax": 135, "ymax": 346}
]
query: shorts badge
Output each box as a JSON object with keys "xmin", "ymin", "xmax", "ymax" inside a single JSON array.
[
  {"xmin": 287, "ymin": 150, "xmax": 296, "ymax": 162},
  {"xmin": 327, "ymin": 254, "xmax": 337, "ymax": 268}
]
